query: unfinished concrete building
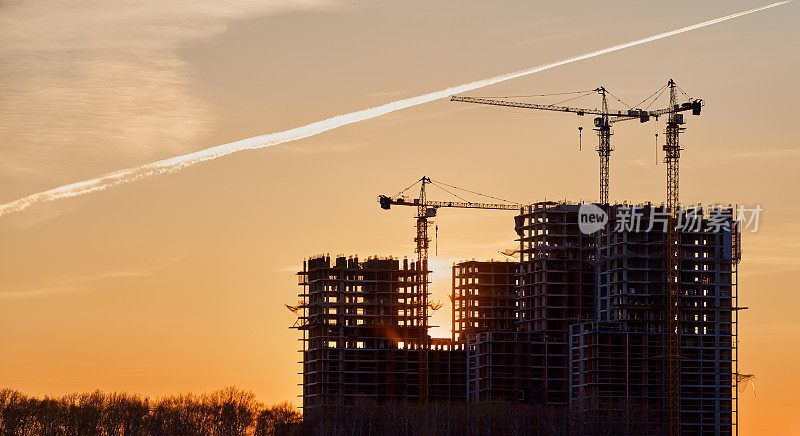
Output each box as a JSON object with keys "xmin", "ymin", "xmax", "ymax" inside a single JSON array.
[
  {"xmin": 295, "ymin": 255, "xmax": 465, "ymax": 413},
  {"xmin": 465, "ymin": 330, "xmax": 540, "ymax": 403},
  {"xmin": 451, "ymin": 260, "xmax": 530, "ymax": 403},
  {"xmin": 462, "ymin": 203, "xmax": 597, "ymax": 405},
  {"xmin": 294, "ymin": 203, "xmax": 740, "ymax": 434},
  {"xmin": 570, "ymin": 205, "xmax": 740, "ymax": 435},
  {"xmin": 514, "ymin": 202, "xmax": 597, "ymax": 406},
  {"xmin": 452, "ymin": 260, "xmax": 518, "ymax": 342}
]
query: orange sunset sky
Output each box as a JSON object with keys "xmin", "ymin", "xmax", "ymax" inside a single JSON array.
[{"xmin": 1, "ymin": 1, "xmax": 799, "ymax": 434}]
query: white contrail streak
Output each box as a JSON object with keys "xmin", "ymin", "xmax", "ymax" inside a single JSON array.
[{"xmin": 0, "ymin": 1, "xmax": 791, "ymax": 217}]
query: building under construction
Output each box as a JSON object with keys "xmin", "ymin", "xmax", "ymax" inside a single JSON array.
[
  {"xmin": 292, "ymin": 80, "xmax": 744, "ymax": 434},
  {"xmin": 570, "ymin": 204, "xmax": 741, "ymax": 434},
  {"xmin": 295, "ymin": 255, "xmax": 466, "ymax": 410},
  {"xmin": 293, "ymin": 202, "xmax": 741, "ymax": 435}
]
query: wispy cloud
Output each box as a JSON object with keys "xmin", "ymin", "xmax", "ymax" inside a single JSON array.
[
  {"xmin": 733, "ymin": 148, "xmax": 800, "ymax": 158},
  {"xmin": 274, "ymin": 140, "xmax": 367, "ymax": 154},
  {"xmin": 516, "ymin": 30, "xmax": 585, "ymax": 47},
  {"xmin": 364, "ymin": 90, "xmax": 407, "ymax": 99},
  {"xmin": 370, "ymin": 106, "xmax": 472, "ymax": 127},
  {"xmin": 0, "ymin": 0, "xmax": 339, "ymax": 188},
  {"xmin": 5, "ymin": 205, "xmax": 71, "ymax": 230},
  {"xmin": 0, "ymin": 256, "xmax": 182, "ymax": 299},
  {"xmin": 0, "ymin": 286, "xmax": 81, "ymax": 300},
  {"xmin": 630, "ymin": 158, "xmax": 654, "ymax": 168}
]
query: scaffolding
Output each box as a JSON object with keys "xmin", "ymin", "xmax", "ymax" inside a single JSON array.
[{"xmin": 732, "ymin": 219, "xmax": 742, "ymax": 436}]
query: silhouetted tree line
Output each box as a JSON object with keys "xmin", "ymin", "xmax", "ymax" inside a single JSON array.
[
  {"xmin": 0, "ymin": 387, "xmax": 300, "ymax": 436},
  {"xmin": 2, "ymin": 388, "xmax": 656, "ymax": 436}
]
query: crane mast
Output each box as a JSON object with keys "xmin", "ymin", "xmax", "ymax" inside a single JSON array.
[
  {"xmin": 597, "ymin": 87, "xmax": 612, "ymax": 204},
  {"xmin": 379, "ymin": 177, "xmax": 519, "ymax": 402},
  {"xmin": 664, "ymin": 79, "xmax": 684, "ymax": 436},
  {"xmin": 414, "ymin": 177, "xmax": 431, "ymax": 402}
]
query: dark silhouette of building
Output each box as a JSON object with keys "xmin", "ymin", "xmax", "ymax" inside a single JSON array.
[
  {"xmin": 570, "ymin": 205, "xmax": 739, "ymax": 434},
  {"xmin": 294, "ymin": 255, "xmax": 464, "ymax": 413},
  {"xmin": 293, "ymin": 203, "xmax": 740, "ymax": 434},
  {"xmin": 452, "ymin": 260, "xmax": 518, "ymax": 342}
]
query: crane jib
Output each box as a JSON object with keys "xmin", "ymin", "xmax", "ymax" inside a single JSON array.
[
  {"xmin": 451, "ymin": 95, "xmax": 703, "ymax": 124},
  {"xmin": 379, "ymin": 196, "xmax": 519, "ymax": 211}
]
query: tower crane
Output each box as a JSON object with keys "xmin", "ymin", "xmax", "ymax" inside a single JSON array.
[
  {"xmin": 451, "ymin": 87, "xmax": 703, "ymax": 204},
  {"xmin": 378, "ymin": 176, "xmax": 519, "ymax": 401}
]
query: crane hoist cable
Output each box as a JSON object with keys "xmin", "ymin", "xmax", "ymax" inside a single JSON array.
[{"xmin": 655, "ymin": 121, "xmax": 660, "ymax": 165}]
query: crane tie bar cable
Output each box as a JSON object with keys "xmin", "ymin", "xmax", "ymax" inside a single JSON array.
[
  {"xmin": 547, "ymin": 90, "xmax": 596, "ymax": 107},
  {"xmin": 479, "ymin": 90, "xmax": 597, "ymax": 99},
  {"xmin": 633, "ymin": 83, "xmax": 670, "ymax": 110},
  {"xmin": 430, "ymin": 182, "xmax": 472, "ymax": 203},
  {"xmin": 606, "ymin": 89, "xmax": 632, "ymax": 109},
  {"xmin": 393, "ymin": 178, "xmax": 422, "ymax": 198},
  {"xmin": 677, "ymin": 85, "xmax": 693, "ymax": 101},
  {"xmin": 644, "ymin": 86, "xmax": 671, "ymax": 111},
  {"xmin": 431, "ymin": 179, "xmax": 518, "ymax": 204}
]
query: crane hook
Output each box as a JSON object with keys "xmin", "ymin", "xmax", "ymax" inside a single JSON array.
[
  {"xmin": 655, "ymin": 132, "xmax": 659, "ymax": 165},
  {"xmin": 435, "ymin": 224, "xmax": 438, "ymax": 256}
]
